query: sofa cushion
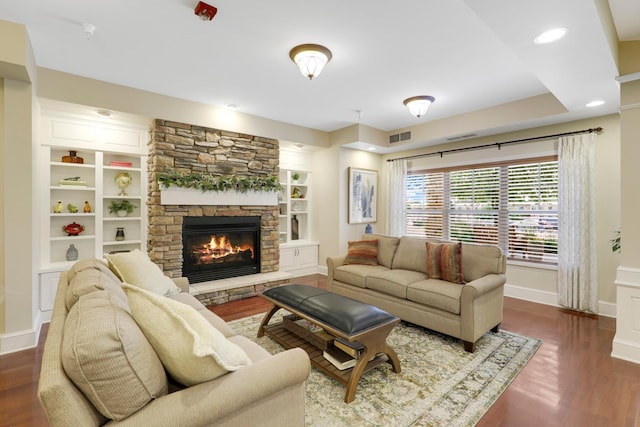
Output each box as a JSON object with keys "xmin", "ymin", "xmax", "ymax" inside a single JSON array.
[
  {"xmin": 105, "ymin": 249, "xmax": 181, "ymax": 296},
  {"xmin": 392, "ymin": 236, "xmax": 429, "ymax": 273},
  {"xmin": 66, "ymin": 267, "xmax": 126, "ymax": 311},
  {"xmin": 407, "ymin": 279, "xmax": 464, "ymax": 315},
  {"xmin": 344, "ymin": 239, "xmax": 379, "ymax": 265},
  {"xmin": 168, "ymin": 292, "xmax": 237, "ymax": 338},
  {"xmin": 67, "ymin": 258, "xmax": 119, "ymax": 284},
  {"xmin": 61, "ymin": 290, "xmax": 168, "ymax": 421},
  {"xmin": 334, "ymin": 264, "xmax": 389, "ymax": 288},
  {"xmin": 362, "ymin": 234, "xmax": 399, "ymax": 268},
  {"xmin": 426, "ymin": 241, "xmax": 465, "ymax": 284},
  {"xmin": 366, "ymin": 269, "xmax": 427, "ymax": 299},
  {"xmin": 461, "ymin": 242, "xmax": 506, "ymax": 282},
  {"xmin": 123, "ymin": 284, "xmax": 252, "ymax": 386}
]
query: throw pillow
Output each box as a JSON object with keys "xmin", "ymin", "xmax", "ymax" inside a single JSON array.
[
  {"xmin": 122, "ymin": 284, "xmax": 252, "ymax": 386},
  {"xmin": 426, "ymin": 241, "xmax": 465, "ymax": 284},
  {"xmin": 344, "ymin": 239, "xmax": 379, "ymax": 266},
  {"xmin": 62, "ymin": 290, "xmax": 168, "ymax": 421},
  {"xmin": 105, "ymin": 249, "xmax": 181, "ymax": 296}
]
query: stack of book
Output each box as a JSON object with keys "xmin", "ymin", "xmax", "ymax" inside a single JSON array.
[
  {"xmin": 323, "ymin": 338, "xmax": 365, "ymax": 370},
  {"xmin": 110, "ymin": 161, "xmax": 133, "ymax": 168}
]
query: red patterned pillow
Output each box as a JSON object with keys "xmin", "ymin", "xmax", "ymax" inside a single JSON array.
[
  {"xmin": 344, "ymin": 239, "xmax": 379, "ymax": 266},
  {"xmin": 426, "ymin": 241, "xmax": 465, "ymax": 284}
]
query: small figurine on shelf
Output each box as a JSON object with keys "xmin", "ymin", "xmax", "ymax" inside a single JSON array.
[
  {"xmin": 83, "ymin": 201, "xmax": 92, "ymax": 213},
  {"xmin": 62, "ymin": 222, "xmax": 85, "ymax": 236},
  {"xmin": 53, "ymin": 200, "xmax": 63, "ymax": 214},
  {"xmin": 115, "ymin": 172, "xmax": 133, "ymax": 196},
  {"xmin": 67, "ymin": 203, "xmax": 78, "ymax": 213}
]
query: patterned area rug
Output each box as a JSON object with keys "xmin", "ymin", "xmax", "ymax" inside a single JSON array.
[{"xmin": 229, "ymin": 313, "xmax": 541, "ymax": 427}]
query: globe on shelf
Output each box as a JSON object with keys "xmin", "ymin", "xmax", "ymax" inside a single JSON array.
[{"xmin": 115, "ymin": 172, "xmax": 132, "ymax": 196}]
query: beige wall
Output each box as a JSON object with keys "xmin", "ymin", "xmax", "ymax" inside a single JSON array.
[{"xmin": 379, "ymin": 114, "xmax": 621, "ymax": 306}]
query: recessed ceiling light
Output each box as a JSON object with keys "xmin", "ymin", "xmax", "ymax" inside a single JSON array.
[
  {"xmin": 534, "ymin": 27, "xmax": 568, "ymax": 44},
  {"xmin": 96, "ymin": 109, "xmax": 112, "ymax": 117},
  {"xmin": 368, "ymin": 147, "xmax": 377, "ymax": 151},
  {"xmin": 224, "ymin": 103, "xmax": 238, "ymax": 110},
  {"xmin": 586, "ymin": 100, "xmax": 605, "ymax": 107}
]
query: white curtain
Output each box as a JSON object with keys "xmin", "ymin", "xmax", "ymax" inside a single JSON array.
[
  {"xmin": 557, "ymin": 133, "xmax": 598, "ymax": 313},
  {"xmin": 387, "ymin": 159, "xmax": 407, "ymax": 237}
]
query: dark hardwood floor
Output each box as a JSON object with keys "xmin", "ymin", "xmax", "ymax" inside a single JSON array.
[{"xmin": 2, "ymin": 274, "xmax": 640, "ymax": 426}]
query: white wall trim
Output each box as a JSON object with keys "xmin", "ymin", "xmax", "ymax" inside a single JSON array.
[
  {"xmin": 160, "ymin": 188, "xmax": 278, "ymax": 206},
  {"xmin": 612, "ymin": 265, "xmax": 640, "ymax": 364},
  {"xmin": 504, "ymin": 283, "xmax": 616, "ymax": 318},
  {"xmin": 0, "ymin": 310, "xmax": 43, "ymax": 355},
  {"xmin": 612, "ymin": 338, "xmax": 640, "ymax": 364}
]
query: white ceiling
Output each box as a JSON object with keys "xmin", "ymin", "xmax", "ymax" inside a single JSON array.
[{"xmin": 1, "ymin": 0, "xmax": 638, "ymax": 152}]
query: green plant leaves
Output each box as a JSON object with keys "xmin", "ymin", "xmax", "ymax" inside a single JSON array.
[{"xmin": 157, "ymin": 168, "xmax": 282, "ymax": 193}]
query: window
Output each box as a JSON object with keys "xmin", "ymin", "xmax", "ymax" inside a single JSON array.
[{"xmin": 406, "ymin": 158, "xmax": 558, "ymax": 263}]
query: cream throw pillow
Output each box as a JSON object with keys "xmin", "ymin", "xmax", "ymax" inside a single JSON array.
[
  {"xmin": 105, "ymin": 249, "xmax": 181, "ymax": 296},
  {"xmin": 123, "ymin": 284, "xmax": 252, "ymax": 386}
]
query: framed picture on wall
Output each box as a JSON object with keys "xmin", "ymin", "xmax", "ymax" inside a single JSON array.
[{"xmin": 348, "ymin": 167, "xmax": 377, "ymax": 224}]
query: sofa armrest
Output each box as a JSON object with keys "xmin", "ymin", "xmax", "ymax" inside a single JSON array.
[
  {"xmin": 461, "ymin": 273, "xmax": 506, "ymax": 300},
  {"xmin": 326, "ymin": 255, "xmax": 346, "ymax": 292},
  {"xmin": 172, "ymin": 277, "xmax": 190, "ymax": 293},
  {"xmin": 112, "ymin": 348, "xmax": 310, "ymax": 426}
]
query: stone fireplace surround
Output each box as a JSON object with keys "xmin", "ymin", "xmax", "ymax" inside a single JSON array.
[{"xmin": 147, "ymin": 119, "xmax": 290, "ymax": 305}]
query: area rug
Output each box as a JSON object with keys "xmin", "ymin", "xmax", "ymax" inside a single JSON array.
[{"xmin": 229, "ymin": 313, "xmax": 541, "ymax": 427}]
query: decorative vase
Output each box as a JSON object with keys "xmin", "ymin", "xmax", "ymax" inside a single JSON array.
[
  {"xmin": 115, "ymin": 172, "xmax": 133, "ymax": 196},
  {"xmin": 61, "ymin": 150, "xmax": 84, "ymax": 164},
  {"xmin": 66, "ymin": 244, "xmax": 78, "ymax": 261},
  {"xmin": 365, "ymin": 224, "xmax": 373, "ymax": 234},
  {"xmin": 115, "ymin": 227, "xmax": 125, "ymax": 241},
  {"xmin": 291, "ymin": 215, "xmax": 299, "ymax": 240}
]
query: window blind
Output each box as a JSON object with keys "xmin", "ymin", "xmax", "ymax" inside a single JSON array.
[{"xmin": 406, "ymin": 159, "xmax": 558, "ymax": 263}]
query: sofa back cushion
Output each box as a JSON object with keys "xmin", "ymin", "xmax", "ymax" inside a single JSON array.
[
  {"xmin": 66, "ymin": 267, "xmax": 126, "ymax": 311},
  {"xmin": 62, "ymin": 290, "xmax": 168, "ymax": 421},
  {"xmin": 392, "ymin": 236, "xmax": 428, "ymax": 273},
  {"xmin": 362, "ymin": 234, "xmax": 399, "ymax": 268},
  {"xmin": 461, "ymin": 242, "xmax": 506, "ymax": 282}
]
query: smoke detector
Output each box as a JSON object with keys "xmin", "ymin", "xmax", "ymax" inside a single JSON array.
[{"xmin": 194, "ymin": 1, "xmax": 218, "ymax": 21}]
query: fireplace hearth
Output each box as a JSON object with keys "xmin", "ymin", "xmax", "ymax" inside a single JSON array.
[{"xmin": 183, "ymin": 216, "xmax": 261, "ymax": 283}]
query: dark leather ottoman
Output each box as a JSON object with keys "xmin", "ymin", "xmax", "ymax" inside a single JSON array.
[{"xmin": 258, "ymin": 284, "xmax": 401, "ymax": 403}]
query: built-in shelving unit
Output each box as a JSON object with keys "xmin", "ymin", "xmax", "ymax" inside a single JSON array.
[
  {"xmin": 38, "ymin": 110, "xmax": 149, "ymax": 319},
  {"xmin": 279, "ymin": 148, "xmax": 318, "ymax": 276}
]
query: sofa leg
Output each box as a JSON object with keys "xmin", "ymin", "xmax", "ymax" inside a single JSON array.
[
  {"xmin": 491, "ymin": 323, "xmax": 500, "ymax": 333},
  {"xmin": 463, "ymin": 341, "xmax": 475, "ymax": 353}
]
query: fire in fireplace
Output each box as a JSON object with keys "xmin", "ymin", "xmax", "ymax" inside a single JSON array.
[{"xmin": 182, "ymin": 216, "xmax": 261, "ymax": 283}]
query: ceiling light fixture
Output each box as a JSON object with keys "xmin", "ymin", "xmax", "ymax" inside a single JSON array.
[
  {"xmin": 534, "ymin": 27, "xmax": 568, "ymax": 44},
  {"xmin": 586, "ymin": 100, "xmax": 605, "ymax": 107},
  {"xmin": 289, "ymin": 44, "xmax": 332, "ymax": 80},
  {"xmin": 194, "ymin": 1, "xmax": 218, "ymax": 21},
  {"xmin": 96, "ymin": 109, "xmax": 112, "ymax": 118},
  {"xmin": 403, "ymin": 95, "xmax": 435, "ymax": 118}
]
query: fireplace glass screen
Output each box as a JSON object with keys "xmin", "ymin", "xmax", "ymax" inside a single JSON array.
[{"xmin": 182, "ymin": 216, "xmax": 260, "ymax": 283}]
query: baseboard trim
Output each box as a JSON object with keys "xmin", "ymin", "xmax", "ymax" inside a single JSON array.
[
  {"xmin": 612, "ymin": 336, "xmax": 640, "ymax": 364},
  {"xmin": 0, "ymin": 310, "xmax": 43, "ymax": 355},
  {"xmin": 504, "ymin": 284, "xmax": 616, "ymax": 318}
]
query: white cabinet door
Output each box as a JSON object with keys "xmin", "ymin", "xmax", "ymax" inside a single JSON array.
[{"xmin": 279, "ymin": 243, "xmax": 318, "ymax": 276}]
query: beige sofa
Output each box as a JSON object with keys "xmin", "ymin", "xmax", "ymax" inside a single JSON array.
[
  {"xmin": 38, "ymin": 258, "xmax": 310, "ymax": 426},
  {"xmin": 327, "ymin": 234, "xmax": 507, "ymax": 352}
]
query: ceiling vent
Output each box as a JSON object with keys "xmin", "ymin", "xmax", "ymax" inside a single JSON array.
[
  {"xmin": 446, "ymin": 133, "xmax": 477, "ymax": 141},
  {"xmin": 389, "ymin": 131, "xmax": 412, "ymax": 144}
]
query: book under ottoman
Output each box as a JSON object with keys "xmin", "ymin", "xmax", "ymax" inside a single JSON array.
[{"xmin": 258, "ymin": 284, "xmax": 401, "ymax": 403}]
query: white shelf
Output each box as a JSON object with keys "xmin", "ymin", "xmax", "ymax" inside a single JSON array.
[{"xmin": 51, "ymin": 235, "xmax": 95, "ymax": 241}]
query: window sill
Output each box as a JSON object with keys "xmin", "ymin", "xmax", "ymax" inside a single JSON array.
[{"xmin": 507, "ymin": 259, "xmax": 557, "ymax": 270}]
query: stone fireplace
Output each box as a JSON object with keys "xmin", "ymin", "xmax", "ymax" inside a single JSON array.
[{"xmin": 147, "ymin": 119, "xmax": 288, "ymax": 304}]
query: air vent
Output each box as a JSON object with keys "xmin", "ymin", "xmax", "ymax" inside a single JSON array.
[
  {"xmin": 446, "ymin": 133, "xmax": 477, "ymax": 141},
  {"xmin": 389, "ymin": 131, "xmax": 412, "ymax": 144}
]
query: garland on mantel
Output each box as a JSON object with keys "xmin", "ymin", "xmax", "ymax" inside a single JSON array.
[{"xmin": 157, "ymin": 168, "xmax": 282, "ymax": 193}]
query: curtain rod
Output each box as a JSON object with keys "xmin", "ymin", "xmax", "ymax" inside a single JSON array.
[{"xmin": 386, "ymin": 127, "xmax": 603, "ymax": 162}]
